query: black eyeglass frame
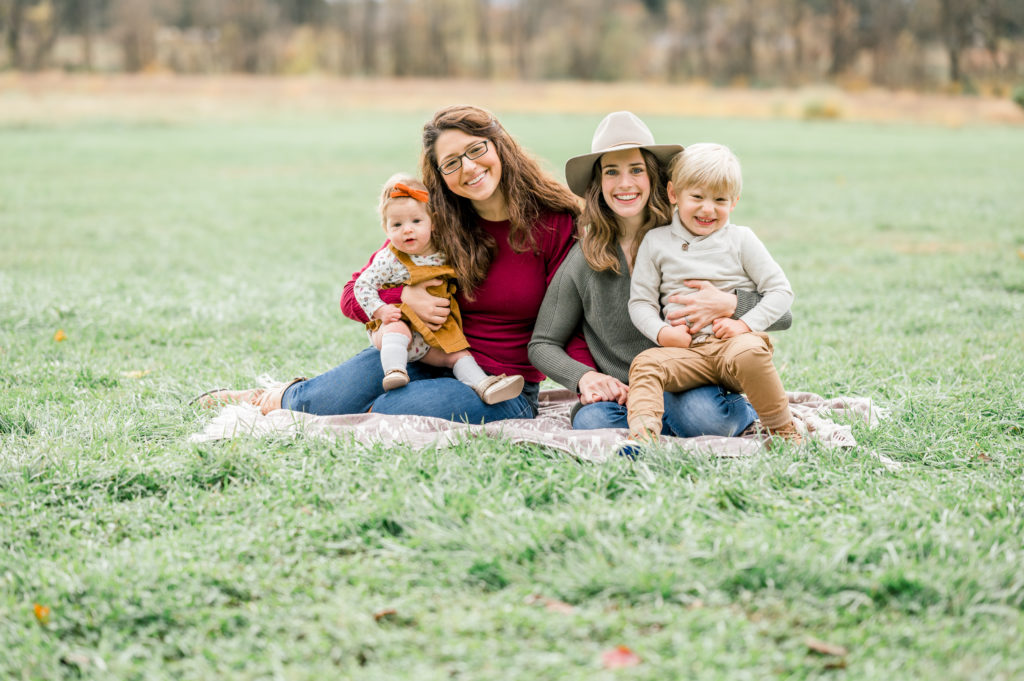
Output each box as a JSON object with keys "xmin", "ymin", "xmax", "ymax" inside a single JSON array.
[{"xmin": 438, "ymin": 140, "xmax": 490, "ymax": 175}]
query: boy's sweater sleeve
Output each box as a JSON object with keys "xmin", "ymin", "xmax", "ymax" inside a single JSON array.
[
  {"xmin": 627, "ymin": 234, "xmax": 669, "ymax": 344},
  {"xmin": 734, "ymin": 227, "xmax": 794, "ymax": 332},
  {"xmin": 341, "ymin": 241, "xmax": 403, "ymax": 324},
  {"xmin": 735, "ymin": 290, "xmax": 793, "ymax": 331}
]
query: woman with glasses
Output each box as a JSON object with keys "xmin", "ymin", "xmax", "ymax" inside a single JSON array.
[
  {"xmin": 200, "ymin": 105, "xmax": 588, "ymax": 422},
  {"xmin": 528, "ymin": 111, "xmax": 791, "ymax": 437}
]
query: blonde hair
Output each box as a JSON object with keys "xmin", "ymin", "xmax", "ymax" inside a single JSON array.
[
  {"xmin": 579, "ymin": 149, "xmax": 673, "ymax": 274},
  {"xmin": 378, "ymin": 173, "xmax": 429, "ymax": 228},
  {"xmin": 668, "ymin": 143, "xmax": 743, "ymax": 199}
]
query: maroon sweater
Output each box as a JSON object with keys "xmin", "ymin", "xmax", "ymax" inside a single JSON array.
[{"xmin": 341, "ymin": 212, "xmax": 595, "ymax": 383}]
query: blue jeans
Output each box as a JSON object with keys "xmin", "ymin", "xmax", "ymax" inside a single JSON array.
[
  {"xmin": 281, "ymin": 346, "xmax": 537, "ymax": 423},
  {"xmin": 572, "ymin": 385, "xmax": 756, "ymax": 437}
]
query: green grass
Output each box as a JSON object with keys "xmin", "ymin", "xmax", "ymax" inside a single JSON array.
[{"xmin": 2, "ymin": 108, "xmax": 1023, "ymax": 679}]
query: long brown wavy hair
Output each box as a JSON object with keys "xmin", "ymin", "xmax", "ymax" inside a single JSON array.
[
  {"xmin": 579, "ymin": 148, "xmax": 673, "ymax": 275},
  {"xmin": 420, "ymin": 105, "xmax": 581, "ymax": 296}
]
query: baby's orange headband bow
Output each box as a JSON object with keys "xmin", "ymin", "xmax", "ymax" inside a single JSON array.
[{"xmin": 390, "ymin": 182, "xmax": 429, "ymax": 203}]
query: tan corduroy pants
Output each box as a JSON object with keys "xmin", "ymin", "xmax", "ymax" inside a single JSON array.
[{"xmin": 627, "ymin": 332, "xmax": 792, "ymax": 439}]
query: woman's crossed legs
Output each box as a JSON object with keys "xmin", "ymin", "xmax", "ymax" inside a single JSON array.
[
  {"xmin": 281, "ymin": 346, "xmax": 536, "ymax": 422},
  {"xmin": 571, "ymin": 384, "xmax": 755, "ymax": 437}
]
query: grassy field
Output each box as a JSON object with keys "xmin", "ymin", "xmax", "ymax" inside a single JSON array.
[{"xmin": 1, "ymin": 95, "xmax": 1023, "ymax": 679}]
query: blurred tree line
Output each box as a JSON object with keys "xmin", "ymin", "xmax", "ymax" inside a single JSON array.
[{"xmin": 2, "ymin": 0, "xmax": 1022, "ymax": 92}]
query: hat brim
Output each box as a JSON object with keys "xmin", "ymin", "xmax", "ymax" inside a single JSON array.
[{"xmin": 564, "ymin": 143, "xmax": 683, "ymax": 198}]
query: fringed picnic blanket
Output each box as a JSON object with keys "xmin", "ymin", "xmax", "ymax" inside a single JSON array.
[{"xmin": 191, "ymin": 389, "xmax": 898, "ymax": 469}]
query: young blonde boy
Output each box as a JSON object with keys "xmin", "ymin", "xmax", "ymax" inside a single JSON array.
[{"xmin": 626, "ymin": 143, "xmax": 802, "ymax": 444}]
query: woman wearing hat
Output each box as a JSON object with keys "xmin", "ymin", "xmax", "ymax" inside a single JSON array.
[{"xmin": 528, "ymin": 111, "xmax": 791, "ymax": 435}]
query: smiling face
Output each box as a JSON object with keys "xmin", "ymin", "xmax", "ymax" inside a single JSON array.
[
  {"xmin": 434, "ymin": 129, "xmax": 505, "ymax": 218},
  {"xmin": 599, "ymin": 148, "xmax": 651, "ymax": 229},
  {"xmin": 383, "ymin": 197, "xmax": 434, "ymax": 256},
  {"xmin": 668, "ymin": 182, "xmax": 739, "ymax": 237}
]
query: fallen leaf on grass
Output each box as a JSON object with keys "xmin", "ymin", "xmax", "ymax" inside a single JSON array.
[
  {"xmin": 601, "ymin": 645, "xmax": 641, "ymax": 669},
  {"xmin": 53, "ymin": 329, "xmax": 67, "ymax": 342},
  {"xmin": 33, "ymin": 603, "xmax": 51, "ymax": 624},
  {"xmin": 805, "ymin": 636, "xmax": 848, "ymax": 657},
  {"xmin": 544, "ymin": 599, "xmax": 575, "ymax": 614},
  {"xmin": 60, "ymin": 653, "xmax": 106, "ymax": 671},
  {"xmin": 121, "ymin": 370, "xmax": 151, "ymax": 379},
  {"xmin": 60, "ymin": 653, "xmax": 91, "ymax": 668},
  {"xmin": 371, "ymin": 608, "xmax": 416, "ymax": 627},
  {"xmin": 524, "ymin": 593, "xmax": 575, "ymax": 614},
  {"xmin": 977, "ymin": 452, "xmax": 992, "ymax": 462}
]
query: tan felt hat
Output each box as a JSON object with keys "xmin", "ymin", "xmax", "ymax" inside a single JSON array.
[{"xmin": 564, "ymin": 111, "xmax": 683, "ymax": 197}]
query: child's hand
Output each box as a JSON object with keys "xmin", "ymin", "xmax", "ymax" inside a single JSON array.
[
  {"xmin": 657, "ymin": 324, "xmax": 692, "ymax": 348},
  {"xmin": 373, "ymin": 304, "xmax": 403, "ymax": 324},
  {"xmin": 713, "ymin": 318, "xmax": 750, "ymax": 339}
]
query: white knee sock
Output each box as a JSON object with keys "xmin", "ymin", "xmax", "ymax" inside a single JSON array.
[
  {"xmin": 452, "ymin": 356, "xmax": 488, "ymax": 387},
  {"xmin": 380, "ymin": 333, "xmax": 409, "ymax": 374}
]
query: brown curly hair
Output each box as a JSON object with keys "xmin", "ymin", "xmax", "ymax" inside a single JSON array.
[
  {"xmin": 579, "ymin": 149, "xmax": 673, "ymax": 274},
  {"xmin": 420, "ymin": 105, "xmax": 580, "ymax": 296}
]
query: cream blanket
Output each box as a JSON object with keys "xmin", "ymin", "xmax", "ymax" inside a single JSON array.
[{"xmin": 191, "ymin": 389, "xmax": 898, "ymax": 469}]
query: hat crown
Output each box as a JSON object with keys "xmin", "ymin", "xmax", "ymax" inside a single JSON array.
[{"xmin": 590, "ymin": 111, "xmax": 656, "ymax": 154}]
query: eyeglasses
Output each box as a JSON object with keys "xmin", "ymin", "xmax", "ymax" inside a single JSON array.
[{"xmin": 438, "ymin": 140, "xmax": 489, "ymax": 175}]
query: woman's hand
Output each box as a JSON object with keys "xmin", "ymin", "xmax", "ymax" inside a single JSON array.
[
  {"xmin": 666, "ymin": 280, "xmax": 737, "ymax": 331},
  {"xmin": 577, "ymin": 371, "xmax": 629, "ymax": 405},
  {"xmin": 401, "ymin": 278, "xmax": 450, "ymax": 330}
]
